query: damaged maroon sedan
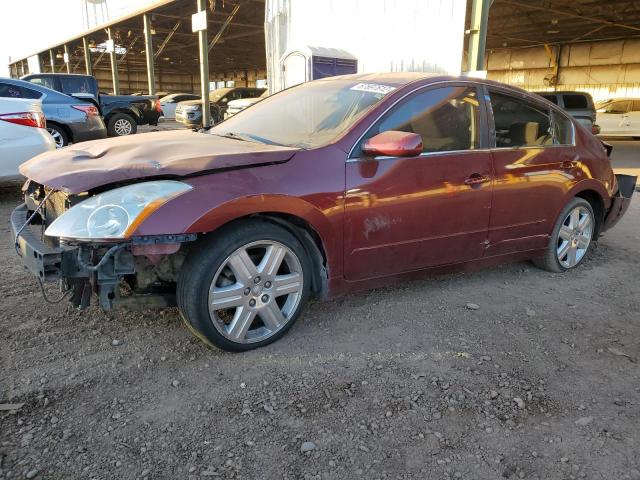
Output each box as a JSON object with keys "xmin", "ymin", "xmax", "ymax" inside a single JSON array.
[{"xmin": 12, "ymin": 73, "xmax": 635, "ymax": 351}]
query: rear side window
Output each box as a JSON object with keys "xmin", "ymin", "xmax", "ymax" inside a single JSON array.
[
  {"xmin": 0, "ymin": 82, "xmax": 42, "ymax": 99},
  {"xmin": 490, "ymin": 92, "xmax": 552, "ymax": 148},
  {"xmin": 551, "ymin": 111, "xmax": 573, "ymax": 145},
  {"xmin": 365, "ymin": 85, "xmax": 481, "ymax": 153},
  {"xmin": 562, "ymin": 94, "xmax": 589, "ymax": 109},
  {"xmin": 59, "ymin": 77, "xmax": 93, "ymax": 95}
]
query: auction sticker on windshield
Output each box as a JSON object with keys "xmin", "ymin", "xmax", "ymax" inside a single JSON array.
[{"xmin": 350, "ymin": 83, "xmax": 397, "ymax": 95}]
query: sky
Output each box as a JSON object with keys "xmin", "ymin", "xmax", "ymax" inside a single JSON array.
[{"xmin": 0, "ymin": 0, "xmax": 162, "ymax": 77}]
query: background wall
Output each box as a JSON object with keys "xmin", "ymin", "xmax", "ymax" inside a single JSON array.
[{"xmin": 486, "ymin": 39, "xmax": 640, "ymax": 102}]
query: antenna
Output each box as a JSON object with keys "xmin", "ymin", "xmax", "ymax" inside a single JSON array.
[{"xmin": 82, "ymin": 0, "xmax": 110, "ymax": 30}]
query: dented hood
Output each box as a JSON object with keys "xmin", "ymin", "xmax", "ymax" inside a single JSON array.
[{"xmin": 20, "ymin": 129, "xmax": 300, "ymax": 194}]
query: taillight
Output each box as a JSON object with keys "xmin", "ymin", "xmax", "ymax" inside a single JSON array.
[
  {"xmin": 155, "ymin": 99, "xmax": 162, "ymax": 112},
  {"xmin": 72, "ymin": 104, "xmax": 99, "ymax": 117},
  {"xmin": 0, "ymin": 111, "xmax": 46, "ymax": 128}
]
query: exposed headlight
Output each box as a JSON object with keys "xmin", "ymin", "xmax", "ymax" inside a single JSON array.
[{"xmin": 45, "ymin": 180, "xmax": 192, "ymax": 241}]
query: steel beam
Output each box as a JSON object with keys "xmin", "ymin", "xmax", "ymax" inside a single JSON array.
[
  {"xmin": 49, "ymin": 50, "xmax": 55, "ymax": 73},
  {"xmin": 208, "ymin": 4, "xmax": 241, "ymax": 51},
  {"xmin": 467, "ymin": 0, "xmax": 491, "ymax": 72},
  {"xmin": 155, "ymin": 21, "xmax": 181, "ymax": 59},
  {"xmin": 83, "ymin": 37, "xmax": 92, "ymax": 75},
  {"xmin": 197, "ymin": 0, "xmax": 211, "ymax": 128},
  {"xmin": 108, "ymin": 28, "xmax": 120, "ymax": 95},
  {"xmin": 143, "ymin": 14, "xmax": 156, "ymax": 95}
]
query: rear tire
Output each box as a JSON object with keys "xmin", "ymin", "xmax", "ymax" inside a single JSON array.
[
  {"xmin": 46, "ymin": 124, "xmax": 68, "ymax": 148},
  {"xmin": 533, "ymin": 197, "xmax": 595, "ymax": 272},
  {"xmin": 177, "ymin": 220, "xmax": 311, "ymax": 351},
  {"xmin": 107, "ymin": 113, "xmax": 137, "ymax": 137}
]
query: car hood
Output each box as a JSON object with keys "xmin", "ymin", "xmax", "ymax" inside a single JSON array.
[{"xmin": 20, "ymin": 129, "xmax": 300, "ymax": 194}]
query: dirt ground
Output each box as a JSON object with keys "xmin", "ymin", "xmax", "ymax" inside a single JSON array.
[{"xmin": 1, "ymin": 141, "xmax": 639, "ymax": 480}]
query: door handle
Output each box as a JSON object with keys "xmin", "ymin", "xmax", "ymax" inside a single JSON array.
[{"xmin": 464, "ymin": 174, "xmax": 491, "ymax": 186}]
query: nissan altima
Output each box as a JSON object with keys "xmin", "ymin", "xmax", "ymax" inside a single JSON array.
[{"xmin": 12, "ymin": 73, "xmax": 635, "ymax": 351}]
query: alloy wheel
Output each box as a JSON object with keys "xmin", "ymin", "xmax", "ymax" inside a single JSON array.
[
  {"xmin": 47, "ymin": 128, "xmax": 64, "ymax": 148},
  {"xmin": 207, "ymin": 240, "xmax": 304, "ymax": 344},
  {"xmin": 113, "ymin": 118, "xmax": 133, "ymax": 136},
  {"xmin": 556, "ymin": 205, "xmax": 593, "ymax": 268}
]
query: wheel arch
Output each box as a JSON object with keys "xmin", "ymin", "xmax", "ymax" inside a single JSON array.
[
  {"xmin": 45, "ymin": 120, "xmax": 73, "ymax": 143},
  {"xmin": 105, "ymin": 109, "xmax": 139, "ymax": 124},
  {"xmin": 195, "ymin": 212, "xmax": 330, "ymax": 298},
  {"xmin": 574, "ymin": 189, "xmax": 605, "ymax": 239},
  {"xmin": 555, "ymin": 180, "xmax": 610, "ymax": 240}
]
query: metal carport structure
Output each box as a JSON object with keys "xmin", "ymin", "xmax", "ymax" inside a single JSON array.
[{"xmin": 8, "ymin": 0, "xmax": 266, "ymax": 103}]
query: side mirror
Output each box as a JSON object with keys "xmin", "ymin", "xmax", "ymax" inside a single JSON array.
[{"xmin": 362, "ymin": 131, "xmax": 423, "ymax": 158}]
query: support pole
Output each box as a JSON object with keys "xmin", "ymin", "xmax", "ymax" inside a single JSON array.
[
  {"xmin": 83, "ymin": 37, "xmax": 92, "ymax": 75},
  {"xmin": 108, "ymin": 28, "xmax": 120, "ymax": 95},
  {"xmin": 197, "ymin": 0, "xmax": 211, "ymax": 127},
  {"xmin": 467, "ymin": 0, "xmax": 491, "ymax": 72},
  {"xmin": 64, "ymin": 44, "xmax": 71, "ymax": 73},
  {"xmin": 49, "ymin": 50, "xmax": 55, "ymax": 73},
  {"xmin": 143, "ymin": 13, "xmax": 156, "ymax": 95}
]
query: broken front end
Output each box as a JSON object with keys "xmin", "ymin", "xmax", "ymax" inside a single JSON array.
[{"xmin": 11, "ymin": 180, "xmax": 196, "ymax": 310}]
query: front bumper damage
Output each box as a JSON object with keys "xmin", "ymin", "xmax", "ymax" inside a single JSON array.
[
  {"xmin": 11, "ymin": 203, "xmax": 195, "ymax": 310},
  {"xmin": 602, "ymin": 174, "xmax": 637, "ymax": 232}
]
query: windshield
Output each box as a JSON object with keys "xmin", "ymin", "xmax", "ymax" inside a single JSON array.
[{"xmin": 210, "ymin": 80, "xmax": 397, "ymax": 148}]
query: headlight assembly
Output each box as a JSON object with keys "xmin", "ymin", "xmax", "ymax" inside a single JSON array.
[{"xmin": 45, "ymin": 180, "xmax": 192, "ymax": 241}]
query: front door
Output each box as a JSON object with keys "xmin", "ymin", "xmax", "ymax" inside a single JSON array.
[{"xmin": 344, "ymin": 85, "xmax": 493, "ymax": 281}]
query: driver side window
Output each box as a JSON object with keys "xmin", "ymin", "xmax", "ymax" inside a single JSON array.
[{"xmin": 359, "ymin": 86, "xmax": 481, "ymax": 155}]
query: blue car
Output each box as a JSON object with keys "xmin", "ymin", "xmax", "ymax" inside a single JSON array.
[{"xmin": 0, "ymin": 77, "xmax": 107, "ymax": 148}]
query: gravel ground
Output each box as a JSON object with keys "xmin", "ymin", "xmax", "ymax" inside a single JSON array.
[{"xmin": 1, "ymin": 141, "xmax": 639, "ymax": 480}]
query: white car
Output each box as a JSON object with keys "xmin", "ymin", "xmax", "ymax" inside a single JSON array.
[
  {"xmin": 0, "ymin": 97, "xmax": 55, "ymax": 181},
  {"xmin": 160, "ymin": 93, "xmax": 200, "ymax": 120},
  {"xmin": 224, "ymin": 91, "xmax": 269, "ymax": 118},
  {"xmin": 596, "ymin": 98, "xmax": 640, "ymax": 139}
]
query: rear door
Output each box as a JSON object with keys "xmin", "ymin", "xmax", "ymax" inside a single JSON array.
[
  {"xmin": 344, "ymin": 84, "xmax": 493, "ymax": 280},
  {"xmin": 486, "ymin": 88, "xmax": 578, "ymax": 255}
]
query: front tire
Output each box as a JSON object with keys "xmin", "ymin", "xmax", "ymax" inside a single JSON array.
[
  {"xmin": 107, "ymin": 113, "xmax": 137, "ymax": 137},
  {"xmin": 533, "ymin": 197, "xmax": 595, "ymax": 272},
  {"xmin": 177, "ymin": 220, "xmax": 311, "ymax": 351}
]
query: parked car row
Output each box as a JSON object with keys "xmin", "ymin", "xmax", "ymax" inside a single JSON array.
[
  {"xmin": 175, "ymin": 87, "xmax": 266, "ymax": 127},
  {"xmin": 22, "ymin": 73, "xmax": 163, "ymax": 141}
]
